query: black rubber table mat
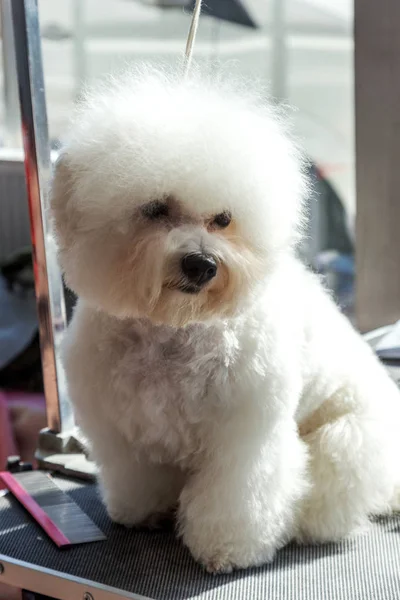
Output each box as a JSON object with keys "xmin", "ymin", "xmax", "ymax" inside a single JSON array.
[{"xmin": 1, "ymin": 476, "xmax": 400, "ymax": 599}]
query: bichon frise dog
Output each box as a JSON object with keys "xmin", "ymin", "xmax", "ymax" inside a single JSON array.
[{"xmin": 50, "ymin": 67, "xmax": 400, "ymax": 573}]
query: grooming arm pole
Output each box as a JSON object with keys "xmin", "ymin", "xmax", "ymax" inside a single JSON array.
[
  {"xmin": 8, "ymin": 0, "xmax": 101, "ymax": 479},
  {"xmin": 10, "ymin": 0, "xmax": 71, "ymax": 434}
]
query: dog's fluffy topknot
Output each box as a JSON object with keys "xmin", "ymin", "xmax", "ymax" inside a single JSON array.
[{"xmin": 53, "ymin": 65, "xmax": 307, "ymax": 256}]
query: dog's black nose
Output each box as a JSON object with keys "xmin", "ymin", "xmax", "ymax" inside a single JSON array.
[{"xmin": 181, "ymin": 254, "xmax": 217, "ymax": 285}]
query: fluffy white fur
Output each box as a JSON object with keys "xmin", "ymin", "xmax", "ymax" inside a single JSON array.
[{"xmin": 50, "ymin": 66, "xmax": 400, "ymax": 573}]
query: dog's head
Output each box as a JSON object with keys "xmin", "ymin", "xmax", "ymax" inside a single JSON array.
[{"xmin": 51, "ymin": 67, "xmax": 306, "ymax": 327}]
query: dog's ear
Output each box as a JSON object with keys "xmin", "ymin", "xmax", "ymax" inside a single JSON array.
[{"xmin": 49, "ymin": 151, "xmax": 78, "ymax": 249}]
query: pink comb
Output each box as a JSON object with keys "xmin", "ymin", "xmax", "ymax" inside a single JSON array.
[{"xmin": 0, "ymin": 470, "xmax": 106, "ymax": 547}]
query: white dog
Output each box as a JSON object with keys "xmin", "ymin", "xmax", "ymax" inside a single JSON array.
[{"xmin": 50, "ymin": 67, "xmax": 400, "ymax": 573}]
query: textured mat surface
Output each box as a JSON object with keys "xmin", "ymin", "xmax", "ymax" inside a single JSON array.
[{"xmin": 1, "ymin": 476, "xmax": 400, "ymax": 599}]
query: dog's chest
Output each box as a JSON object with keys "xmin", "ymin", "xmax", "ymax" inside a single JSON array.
[{"xmin": 109, "ymin": 320, "xmax": 237, "ymax": 463}]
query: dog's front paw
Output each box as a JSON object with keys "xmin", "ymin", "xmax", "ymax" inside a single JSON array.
[
  {"xmin": 203, "ymin": 555, "xmax": 235, "ymax": 575},
  {"xmin": 182, "ymin": 527, "xmax": 277, "ymax": 574},
  {"xmin": 201, "ymin": 552, "xmax": 241, "ymax": 575},
  {"xmin": 106, "ymin": 497, "xmax": 176, "ymax": 530},
  {"xmin": 107, "ymin": 503, "xmax": 140, "ymax": 527},
  {"xmin": 195, "ymin": 544, "xmax": 276, "ymax": 575},
  {"xmin": 105, "ymin": 494, "xmax": 152, "ymax": 527}
]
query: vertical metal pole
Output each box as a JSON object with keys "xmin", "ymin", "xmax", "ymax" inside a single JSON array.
[
  {"xmin": 10, "ymin": 0, "xmax": 72, "ymax": 433},
  {"xmin": 72, "ymin": 0, "xmax": 86, "ymax": 101},
  {"xmin": 270, "ymin": 0, "xmax": 288, "ymax": 103},
  {"xmin": 0, "ymin": 0, "xmax": 22, "ymax": 147}
]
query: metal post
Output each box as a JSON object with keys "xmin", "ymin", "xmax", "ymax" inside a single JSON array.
[
  {"xmin": 0, "ymin": 0, "xmax": 22, "ymax": 147},
  {"xmin": 72, "ymin": 0, "xmax": 87, "ymax": 101},
  {"xmin": 270, "ymin": 0, "xmax": 288, "ymax": 103},
  {"xmin": 10, "ymin": 0, "xmax": 72, "ymax": 433}
]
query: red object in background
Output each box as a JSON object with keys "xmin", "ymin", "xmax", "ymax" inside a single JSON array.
[
  {"xmin": 0, "ymin": 392, "xmax": 17, "ymax": 482},
  {"xmin": 0, "ymin": 391, "xmax": 46, "ymax": 486}
]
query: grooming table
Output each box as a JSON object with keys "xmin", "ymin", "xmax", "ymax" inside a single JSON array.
[{"xmin": 1, "ymin": 474, "xmax": 400, "ymax": 600}]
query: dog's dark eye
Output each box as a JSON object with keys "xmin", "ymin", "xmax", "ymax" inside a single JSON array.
[
  {"xmin": 213, "ymin": 211, "xmax": 231, "ymax": 228},
  {"xmin": 142, "ymin": 200, "xmax": 169, "ymax": 220}
]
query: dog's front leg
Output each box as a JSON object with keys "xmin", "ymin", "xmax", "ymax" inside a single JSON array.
[
  {"xmin": 178, "ymin": 407, "xmax": 308, "ymax": 573},
  {"xmin": 86, "ymin": 425, "xmax": 185, "ymax": 527},
  {"xmin": 100, "ymin": 455, "xmax": 184, "ymax": 528}
]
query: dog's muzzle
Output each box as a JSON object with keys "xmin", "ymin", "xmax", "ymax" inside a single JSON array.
[{"xmin": 179, "ymin": 253, "xmax": 217, "ymax": 293}]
